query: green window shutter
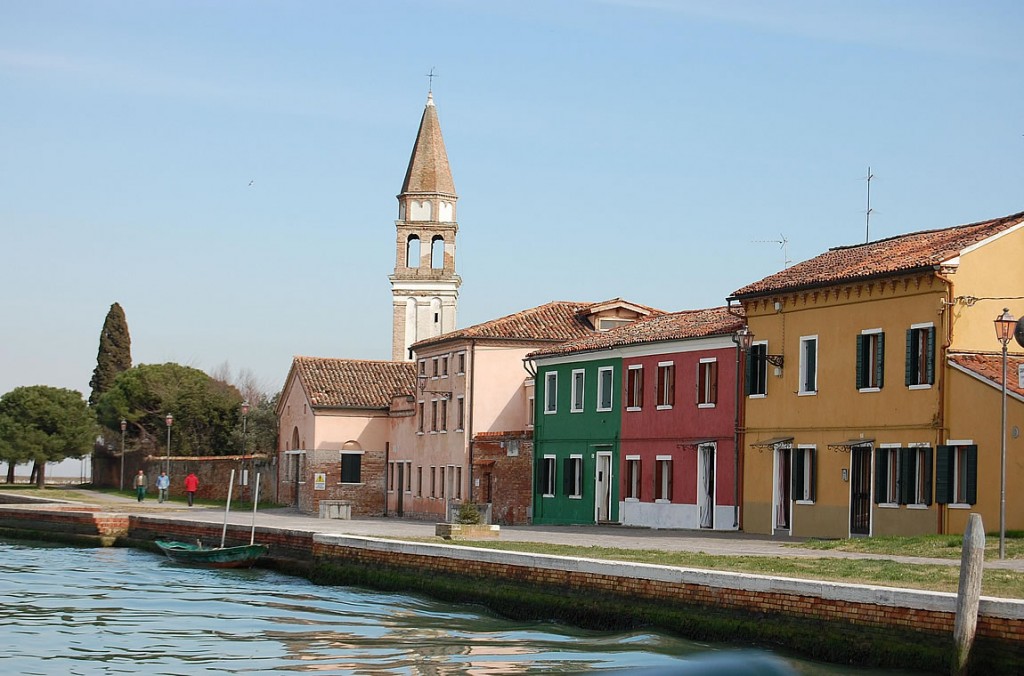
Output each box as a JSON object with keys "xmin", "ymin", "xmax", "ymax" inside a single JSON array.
[
  {"xmin": 925, "ymin": 328, "xmax": 936, "ymax": 385},
  {"xmin": 563, "ymin": 458, "xmax": 573, "ymax": 495},
  {"xmin": 935, "ymin": 445, "xmax": 952, "ymax": 504},
  {"xmin": 923, "ymin": 447, "xmax": 933, "ymax": 506},
  {"xmin": 874, "ymin": 449, "xmax": 887, "ymax": 504},
  {"xmin": 897, "ymin": 448, "xmax": 913, "ymax": 505},
  {"xmin": 966, "ymin": 445, "xmax": 978, "ymax": 505},
  {"xmin": 904, "ymin": 329, "xmax": 914, "ymax": 386},
  {"xmin": 855, "ymin": 335, "xmax": 865, "ymax": 389},
  {"xmin": 745, "ymin": 350, "xmax": 754, "ymax": 395},
  {"xmin": 792, "ymin": 449, "xmax": 805, "ymax": 499},
  {"xmin": 342, "ymin": 454, "xmax": 361, "ymax": 483},
  {"xmin": 875, "ymin": 333, "xmax": 885, "ymax": 389}
]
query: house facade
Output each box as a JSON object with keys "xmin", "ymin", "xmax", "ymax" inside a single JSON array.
[
  {"xmin": 729, "ymin": 211, "xmax": 1024, "ymax": 538},
  {"xmin": 384, "ymin": 299, "xmax": 656, "ymax": 524},
  {"xmin": 530, "ymin": 308, "xmax": 745, "ymax": 529}
]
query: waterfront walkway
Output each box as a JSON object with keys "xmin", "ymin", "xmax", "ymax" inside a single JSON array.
[{"xmin": 41, "ymin": 488, "xmax": 1022, "ymax": 573}]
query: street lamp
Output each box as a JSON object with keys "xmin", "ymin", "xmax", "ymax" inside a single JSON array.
[
  {"xmin": 165, "ymin": 413, "xmax": 174, "ymax": 479},
  {"xmin": 241, "ymin": 400, "xmax": 251, "ymax": 498},
  {"xmin": 731, "ymin": 325, "xmax": 754, "ymax": 529},
  {"xmin": 119, "ymin": 419, "xmax": 127, "ymax": 492},
  {"xmin": 995, "ymin": 308, "xmax": 1017, "ymax": 560}
]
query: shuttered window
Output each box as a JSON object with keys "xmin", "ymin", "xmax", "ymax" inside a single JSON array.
[
  {"xmin": 340, "ymin": 453, "xmax": 362, "ymax": 484},
  {"xmin": 792, "ymin": 447, "xmax": 816, "ymax": 502},
  {"xmin": 856, "ymin": 331, "xmax": 885, "ymax": 390},
  {"xmin": 936, "ymin": 445, "xmax": 977, "ymax": 505},
  {"xmin": 905, "ymin": 325, "xmax": 935, "ymax": 387}
]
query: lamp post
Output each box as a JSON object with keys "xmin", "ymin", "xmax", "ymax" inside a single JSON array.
[
  {"xmin": 119, "ymin": 419, "xmax": 127, "ymax": 492},
  {"xmin": 165, "ymin": 413, "xmax": 174, "ymax": 479},
  {"xmin": 241, "ymin": 400, "xmax": 251, "ymax": 499},
  {"xmin": 732, "ymin": 325, "xmax": 754, "ymax": 529},
  {"xmin": 995, "ymin": 308, "xmax": 1017, "ymax": 560}
]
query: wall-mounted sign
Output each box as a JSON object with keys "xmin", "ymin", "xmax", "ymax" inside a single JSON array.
[{"xmin": 314, "ymin": 473, "xmax": 326, "ymax": 490}]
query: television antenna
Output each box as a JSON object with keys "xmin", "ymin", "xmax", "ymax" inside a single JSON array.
[
  {"xmin": 753, "ymin": 234, "xmax": 791, "ymax": 268},
  {"xmin": 864, "ymin": 166, "xmax": 874, "ymax": 243}
]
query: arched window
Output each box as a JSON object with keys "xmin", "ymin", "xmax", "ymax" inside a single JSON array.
[
  {"xmin": 291, "ymin": 427, "xmax": 300, "ymax": 451},
  {"xmin": 431, "ymin": 236, "xmax": 444, "ymax": 269},
  {"xmin": 406, "ymin": 235, "xmax": 420, "ymax": 268}
]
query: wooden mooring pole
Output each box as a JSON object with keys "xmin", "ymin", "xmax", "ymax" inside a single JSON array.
[{"xmin": 952, "ymin": 513, "xmax": 985, "ymax": 675}]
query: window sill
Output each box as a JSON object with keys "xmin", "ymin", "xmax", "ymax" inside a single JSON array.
[
  {"xmin": 569, "ymin": 495, "xmax": 582, "ymax": 500},
  {"xmin": 542, "ymin": 493, "xmax": 555, "ymax": 499},
  {"xmin": 909, "ymin": 384, "xmax": 932, "ymax": 391},
  {"xmin": 907, "ymin": 504, "xmax": 929, "ymax": 510},
  {"xmin": 626, "ymin": 406, "xmax": 641, "ymax": 412},
  {"xmin": 858, "ymin": 387, "xmax": 881, "ymax": 394},
  {"xmin": 948, "ymin": 503, "xmax": 972, "ymax": 510},
  {"xmin": 339, "ymin": 482, "xmax": 363, "ymax": 486},
  {"xmin": 698, "ymin": 403, "xmax": 715, "ymax": 409},
  {"xmin": 656, "ymin": 405, "xmax": 672, "ymax": 411},
  {"xmin": 596, "ymin": 407, "xmax": 612, "ymax": 412},
  {"xmin": 570, "ymin": 408, "xmax": 583, "ymax": 414},
  {"xmin": 544, "ymin": 410, "xmax": 557, "ymax": 415},
  {"xmin": 748, "ymin": 393, "xmax": 766, "ymax": 399},
  {"xmin": 655, "ymin": 499, "xmax": 671, "ymax": 504},
  {"xmin": 624, "ymin": 497, "xmax": 640, "ymax": 503},
  {"xmin": 798, "ymin": 390, "xmax": 817, "ymax": 396},
  {"xmin": 795, "ymin": 500, "xmax": 814, "ymax": 505},
  {"xmin": 455, "ymin": 428, "xmax": 464, "ymax": 433},
  {"xmin": 416, "ymin": 432, "xmax": 424, "ymax": 436},
  {"xmin": 439, "ymin": 430, "xmax": 447, "ymax": 434},
  {"xmin": 878, "ymin": 502, "xmax": 899, "ymax": 509}
]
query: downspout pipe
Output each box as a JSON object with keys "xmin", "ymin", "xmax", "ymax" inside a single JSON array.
[
  {"xmin": 726, "ymin": 299, "xmax": 747, "ymax": 531},
  {"xmin": 467, "ymin": 339, "xmax": 476, "ymax": 513}
]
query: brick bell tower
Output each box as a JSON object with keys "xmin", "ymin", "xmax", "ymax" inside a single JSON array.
[{"xmin": 389, "ymin": 92, "xmax": 461, "ymax": 361}]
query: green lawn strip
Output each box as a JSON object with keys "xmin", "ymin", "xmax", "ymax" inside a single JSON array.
[
  {"xmin": 396, "ymin": 538, "xmax": 1024, "ymax": 599},
  {"xmin": 794, "ymin": 532, "xmax": 1024, "ymax": 561}
]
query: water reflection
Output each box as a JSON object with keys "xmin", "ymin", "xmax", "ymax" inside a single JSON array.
[{"xmin": 0, "ymin": 539, "xmax": 914, "ymax": 674}]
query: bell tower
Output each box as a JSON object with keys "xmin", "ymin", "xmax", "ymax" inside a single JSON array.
[{"xmin": 389, "ymin": 92, "xmax": 461, "ymax": 361}]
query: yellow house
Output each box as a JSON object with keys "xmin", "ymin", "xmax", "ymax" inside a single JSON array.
[{"xmin": 728, "ymin": 211, "xmax": 1024, "ymax": 538}]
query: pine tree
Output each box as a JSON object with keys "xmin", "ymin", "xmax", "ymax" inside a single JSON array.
[{"xmin": 88, "ymin": 302, "xmax": 132, "ymax": 406}]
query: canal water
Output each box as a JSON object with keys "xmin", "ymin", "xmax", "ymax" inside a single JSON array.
[{"xmin": 0, "ymin": 539, "xmax": 918, "ymax": 675}]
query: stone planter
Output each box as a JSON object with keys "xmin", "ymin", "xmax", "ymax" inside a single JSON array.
[{"xmin": 435, "ymin": 523, "xmax": 501, "ymax": 540}]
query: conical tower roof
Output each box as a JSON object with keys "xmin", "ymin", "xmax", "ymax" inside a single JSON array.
[{"xmin": 400, "ymin": 93, "xmax": 456, "ymax": 196}]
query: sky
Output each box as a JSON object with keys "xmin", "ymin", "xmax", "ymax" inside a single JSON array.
[{"xmin": 2, "ymin": 0, "xmax": 1022, "ymax": 400}]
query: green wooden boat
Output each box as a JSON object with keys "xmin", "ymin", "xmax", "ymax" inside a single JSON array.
[{"xmin": 155, "ymin": 540, "xmax": 268, "ymax": 568}]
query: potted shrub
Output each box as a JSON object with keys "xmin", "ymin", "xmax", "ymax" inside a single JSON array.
[{"xmin": 435, "ymin": 502, "xmax": 500, "ymax": 539}]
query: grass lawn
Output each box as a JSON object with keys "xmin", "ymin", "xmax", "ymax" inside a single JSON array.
[{"xmin": 795, "ymin": 532, "xmax": 1024, "ymax": 560}]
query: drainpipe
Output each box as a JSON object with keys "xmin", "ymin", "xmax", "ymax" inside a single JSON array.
[
  {"xmin": 934, "ymin": 268, "xmax": 957, "ymax": 535},
  {"xmin": 467, "ymin": 339, "xmax": 477, "ymax": 512},
  {"xmin": 727, "ymin": 299, "xmax": 747, "ymax": 530},
  {"xmin": 383, "ymin": 441, "xmax": 389, "ymax": 517}
]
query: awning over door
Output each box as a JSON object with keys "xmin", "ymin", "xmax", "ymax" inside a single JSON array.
[{"xmin": 827, "ymin": 438, "xmax": 875, "ymax": 452}]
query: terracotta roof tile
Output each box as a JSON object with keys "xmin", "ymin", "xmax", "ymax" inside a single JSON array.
[
  {"xmin": 528, "ymin": 307, "xmax": 745, "ymax": 359},
  {"xmin": 949, "ymin": 352, "xmax": 1024, "ymax": 398},
  {"xmin": 413, "ymin": 301, "xmax": 605, "ymax": 349},
  {"xmin": 292, "ymin": 356, "xmax": 416, "ymax": 409},
  {"xmin": 732, "ymin": 211, "xmax": 1024, "ymax": 298}
]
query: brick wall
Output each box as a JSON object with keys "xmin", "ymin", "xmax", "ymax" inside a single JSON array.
[
  {"xmin": 294, "ymin": 448, "xmax": 386, "ymax": 517},
  {"xmin": 472, "ymin": 431, "xmax": 533, "ymax": 525}
]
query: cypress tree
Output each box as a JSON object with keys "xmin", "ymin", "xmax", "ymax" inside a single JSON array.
[{"xmin": 88, "ymin": 302, "xmax": 132, "ymax": 406}]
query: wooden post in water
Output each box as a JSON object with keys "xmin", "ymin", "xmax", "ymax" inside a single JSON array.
[{"xmin": 952, "ymin": 513, "xmax": 985, "ymax": 676}]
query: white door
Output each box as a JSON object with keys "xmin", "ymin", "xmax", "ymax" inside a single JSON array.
[{"xmin": 595, "ymin": 452, "xmax": 612, "ymax": 522}]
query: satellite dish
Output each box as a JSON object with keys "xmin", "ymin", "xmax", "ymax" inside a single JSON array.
[{"xmin": 1016, "ymin": 317, "xmax": 1024, "ymax": 349}]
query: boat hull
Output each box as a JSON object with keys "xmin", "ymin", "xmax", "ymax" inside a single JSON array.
[{"xmin": 155, "ymin": 540, "xmax": 268, "ymax": 568}]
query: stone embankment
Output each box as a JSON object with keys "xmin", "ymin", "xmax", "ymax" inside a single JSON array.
[{"xmin": 1, "ymin": 501, "xmax": 1022, "ymax": 673}]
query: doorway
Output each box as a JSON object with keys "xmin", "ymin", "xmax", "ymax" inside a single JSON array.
[
  {"xmin": 849, "ymin": 445, "xmax": 872, "ymax": 536},
  {"xmin": 698, "ymin": 444, "xmax": 716, "ymax": 529},
  {"xmin": 773, "ymin": 445, "xmax": 791, "ymax": 532},
  {"xmin": 595, "ymin": 451, "xmax": 612, "ymax": 522},
  {"xmin": 396, "ymin": 463, "xmax": 405, "ymax": 517}
]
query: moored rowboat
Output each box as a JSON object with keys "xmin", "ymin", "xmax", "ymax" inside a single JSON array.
[{"xmin": 156, "ymin": 540, "xmax": 268, "ymax": 568}]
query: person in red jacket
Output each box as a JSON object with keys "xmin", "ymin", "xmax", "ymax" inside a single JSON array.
[{"xmin": 184, "ymin": 472, "xmax": 199, "ymax": 507}]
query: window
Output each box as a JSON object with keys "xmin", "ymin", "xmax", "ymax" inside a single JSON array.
[
  {"xmin": 626, "ymin": 365, "xmax": 644, "ymax": 410},
  {"xmin": 564, "ymin": 455, "xmax": 583, "ymax": 498},
  {"xmin": 544, "ymin": 372, "xmax": 558, "ymax": 414},
  {"xmin": 430, "ymin": 400, "xmax": 438, "ymax": 432},
  {"xmin": 527, "ymin": 393, "xmax": 535, "ymax": 427},
  {"xmin": 441, "ymin": 355, "xmax": 449, "ymax": 377},
  {"xmin": 540, "ymin": 456, "xmax": 557, "ymax": 496},
  {"xmin": 597, "ymin": 366, "xmax": 614, "ymax": 411},
  {"xmin": 655, "ymin": 456, "xmax": 673, "ymax": 501},
  {"xmin": 656, "ymin": 362, "xmax": 675, "ymax": 408},
  {"xmin": 936, "ymin": 444, "xmax": 977, "ymax": 506},
  {"xmin": 454, "ymin": 466, "xmax": 462, "ymax": 499},
  {"xmin": 906, "ymin": 324, "xmax": 935, "ymax": 387},
  {"xmin": 416, "ymin": 466, "xmax": 423, "ymax": 497},
  {"xmin": 418, "ymin": 359, "xmax": 426, "ymax": 377},
  {"xmin": 430, "ymin": 466, "xmax": 436, "ymax": 498},
  {"xmin": 417, "ymin": 401, "xmax": 425, "ymax": 433},
  {"xmin": 792, "ymin": 447, "xmax": 816, "ymax": 503},
  {"xmin": 431, "ymin": 358, "xmax": 439, "ymax": 378},
  {"xmin": 387, "ymin": 462, "xmax": 395, "ymax": 491},
  {"xmin": 404, "ymin": 462, "xmax": 412, "ymax": 492},
  {"xmin": 406, "ymin": 235, "xmax": 420, "ymax": 268},
  {"xmin": 431, "ymin": 235, "xmax": 444, "ymax": 269},
  {"xmin": 440, "ymin": 398, "xmax": 448, "ymax": 431},
  {"xmin": 697, "ymin": 358, "xmax": 718, "ymax": 407},
  {"xmin": 799, "ymin": 336, "xmax": 818, "ymax": 394},
  {"xmin": 440, "ymin": 466, "xmax": 446, "ymax": 498},
  {"xmin": 625, "ymin": 456, "xmax": 641, "ymax": 500},
  {"xmin": 456, "ymin": 395, "xmax": 465, "ymax": 431},
  {"xmin": 456, "ymin": 352, "xmax": 466, "ymax": 374},
  {"xmin": 902, "ymin": 445, "xmax": 933, "ymax": 506},
  {"xmin": 571, "ymin": 369, "xmax": 585, "ymax": 412},
  {"xmin": 598, "ymin": 317, "xmax": 632, "ymax": 331},
  {"xmin": 857, "ymin": 330, "xmax": 885, "ymax": 390},
  {"xmin": 874, "ymin": 446, "xmax": 899, "ymax": 505},
  {"xmin": 747, "ymin": 342, "xmax": 768, "ymax": 396},
  {"xmin": 340, "ymin": 452, "xmax": 362, "ymax": 484}
]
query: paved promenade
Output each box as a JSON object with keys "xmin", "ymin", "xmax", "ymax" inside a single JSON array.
[{"xmin": 53, "ymin": 489, "xmax": 1024, "ymax": 573}]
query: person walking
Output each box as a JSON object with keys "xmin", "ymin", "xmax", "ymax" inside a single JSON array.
[
  {"xmin": 156, "ymin": 471, "xmax": 170, "ymax": 503},
  {"xmin": 184, "ymin": 472, "xmax": 199, "ymax": 507},
  {"xmin": 134, "ymin": 470, "xmax": 147, "ymax": 502}
]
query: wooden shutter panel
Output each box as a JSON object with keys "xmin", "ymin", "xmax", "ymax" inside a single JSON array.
[
  {"xmin": 809, "ymin": 449, "xmax": 817, "ymax": 502},
  {"xmin": 898, "ymin": 448, "xmax": 913, "ymax": 505},
  {"xmin": 745, "ymin": 350, "xmax": 754, "ymax": 396},
  {"xmin": 875, "ymin": 333, "xmax": 885, "ymax": 389},
  {"xmin": 342, "ymin": 454, "xmax": 361, "ymax": 484},
  {"xmin": 935, "ymin": 445, "xmax": 952, "ymax": 504},
  {"xmin": 923, "ymin": 447, "xmax": 933, "ymax": 506},
  {"xmin": 792, "ymin": 450, "xmax": 805, "ymax": 500},
  {"xmin": 966, "ymin": 445, "xmax": 978, "ymax": 505},
  {"xmin": 925, "ymin": 328, "xmax": 936, "ymax": 385},
  {"xmin": 710, "ymin": 362, "xmax": 718, "ymax": 404},
  {"xmin": 874, "ymin": 449, "xmax": 887, "ymax": 504},
  {"xmin": 563, "ymin": 458, "xmax": 573, "ymax": 495},
  {"xmin": 856, "ymin": 335, "xmax": 865, "ymax": 389},
  {"xmin": 904, "ymin": 329, "xmax": 914, "ymax": 386}
]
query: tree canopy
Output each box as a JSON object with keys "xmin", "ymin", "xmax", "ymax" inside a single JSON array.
[
  {"xmin": 89, "ymin": 302, "xmax": 132, "ymax": 406},
  {"xmin": 95, "ymin": 363, "xmax": 244, "ymax": 456},
  {"xmin": 0, "ymin": 386, "xmax": 96, "ymax": 486}
]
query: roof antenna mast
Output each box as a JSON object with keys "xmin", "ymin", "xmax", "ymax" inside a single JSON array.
[
  {"xmin": 864, "ymin": 166, "xmax": 874, "ymax": 243},
  {"xmin": 752, "ymin": 234, "xmax": 791, "ymax": 269}
]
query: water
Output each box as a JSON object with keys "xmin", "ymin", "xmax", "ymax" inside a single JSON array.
[{"xmin": 0, "ymin": 539, "xmax": 912, "ymax": 675}]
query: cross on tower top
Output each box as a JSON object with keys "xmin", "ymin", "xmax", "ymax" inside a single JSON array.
[{"xmin": 426, "ymin": 67, "xmax": 438, "ymax": 93}]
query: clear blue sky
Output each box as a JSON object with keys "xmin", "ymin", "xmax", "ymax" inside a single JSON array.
[{"xmin": 2, "ymin": 0, "xmax": 1021, "ymax": 398}]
